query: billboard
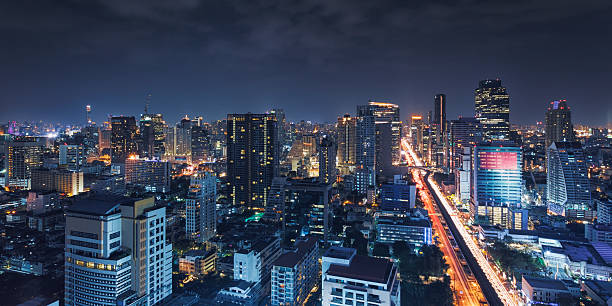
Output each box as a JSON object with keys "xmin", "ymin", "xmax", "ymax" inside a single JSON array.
[{"xmin": 478, "ymin": 151, "xmax": 517, "ymax": 170}]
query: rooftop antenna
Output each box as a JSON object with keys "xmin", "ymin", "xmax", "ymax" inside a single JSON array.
[{"xmin": 145, "ymin": 93, "xmax": 152, "ymax": 114}]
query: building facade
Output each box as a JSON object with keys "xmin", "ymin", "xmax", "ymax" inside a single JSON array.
[
  {"xmin": 475, "ymin": 79, "xmax": 510, "ymax": 140},
  {"xmin": 185, "ymin": 171, "xmax": 217, "ymax": 242},
  {"xmin": 270, "ymin": 237, "xmax": 319, "ymax": 306},
  {"xmin": 124, "ymin": 156, "xmax": 171, "ymax": 193},
  {"xmin": 545, "ymin": 99, "xmax": 574, "ymax": 148},
  {"xmin": 546, "ymin": 142, "xmax": 591, "ymax": 217}
]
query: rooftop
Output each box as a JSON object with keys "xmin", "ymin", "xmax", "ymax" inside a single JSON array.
[
  {"xmin": 326, "ymin": 255, "xmax": 394, "ymax": 284},
  {"xmin": 523, "ymin": 276, "xmax": 568, "ymax": 291},
  {"xmin": 273, "ymin": 237, "xmax": 318, "ymax": 268},
  {"xmin": 324, "ymin": 246, "xmax": 355, "ymax": 260},
  {"xmin": 66, "ymin": 194, "xmax": 134, "ymax": 216}
]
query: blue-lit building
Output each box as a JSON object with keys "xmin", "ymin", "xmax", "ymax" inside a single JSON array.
[
  {"xmin": 379, "ymin": 175, "xmax": 416, "ymax": 212},
  {"xmin": 470, "ymin": 142, "xmax": 525, "ymax": 229},
  {"xmin": 376, "ymin": 209, "xmax": 432, "ymax": 249}
]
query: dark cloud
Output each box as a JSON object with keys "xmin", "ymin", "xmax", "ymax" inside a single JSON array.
[{"xmin": 0, "ymin": 0, "xmax": 611, "ymax": 125}]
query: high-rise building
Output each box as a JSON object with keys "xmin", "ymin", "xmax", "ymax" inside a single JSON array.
[
  {"xmin": 337, "ymin": 114, "xmax": 357, "ymax": 174},
  {"xmin": 471, "ymin": 142, "xmax": 525, "ymax": 229},
  {"xmin": 358, "ymin": 101, "xmax": 401, "ymax": 165},
  {"xmin": 410, "ymin": 115, "xmax": 424, "ymax": 157},
  {"xmin": 140, "ymin": 115, "xmax": 156, "ymax": 158},
  {"xmin": 433, "ymin": 94, "xmax": 446, "ymax": 127},
  {"xmin": 191, "ymin": 124, "xmax": 209, "ymax": 164},
  {"xmin": 175, "ymin": 117, "xmax": 192, "ymax": 159},
  {"xmin": 449, "ymin": 117, "xmax": 483, "ymax": 169},
  {"xmin": 269, "ymin": 109, "xmax": 288, "ymax": 147},
  {"xmin": 319, "ymin": 135, "xmax": 337, "ymax": 184},
  {"xmin": 376, "ymin": 209, "xmax": 432, "ymax": 248},
  {"xmin": 4, "ymin": 138, "xmax": 44, "ymax": 189},
  {"xmin": 321, "ymin": 247, "xmax": 401, "ymax": 305},
  {"xmin": 227, "ymin": 113, "xmax": 279, "ymax": 209},
  {"xmin": 59, "ymin": 144, "xmax": 86, "ymax": 171},
  {"xmin": 379, "ymin": 175, "xmax": 417, "ymax": 212},
  {"xmin": 284, "ymin": 178, "xmax": 332, "ymax": 244},
  {"xmin": 64, "ymin": 196, "xmax": 172, "ymax": 305},
  {"xmin": 185, "ymin": 171, "xmax": 217, "ymax": 242},
  {"xmin": 355, "ymin": 109, "xmax": 376, "ymax": 193},
  {"xmin": 99, "ymin": 128, "xmax": 112, "ymax": 155},
  {"xmin": 111, "ymin": 116, "xmax": 138, "ymax": 162},
  {"xmin": 475, "ymin": 79, "xmax": 510, "ymax": 140},
  {"xmin": 270, "ymin": 237, "xmax": 319, "ymax": 306},
  {"xmin": 547, "ymin": 142, "xmax": 591, "ymax": 218},
  {"xmin": 124, "ymin": 156, "xmax": 171, "ymax": 193},
  {"xmin": 545, "ymin": 99, "xmax": 574, "ymax": 148}
]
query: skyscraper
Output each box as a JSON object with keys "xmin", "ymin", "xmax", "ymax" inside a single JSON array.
[
  {"xmin": 545, "ymin": 99, "xmax": 574, "ymax": 148},
  {"xmin": 227, "ymin": 113, "xmax": 279, "ymax": 209},
  {"xmin": 175, "ymin": 117, "xmax": 192, "ymax": 159},
  {"xmin": 185, "ymin": 171, "xmax": 217, "ymax": 242},
  {"xmin": 59, "ymin": 144, "xmax": 86, "ymax": 171},
  {"xmin": 64, "ymin": 195, "xmax": 172, "ymax": 305},
  {"xmin": 124, "ymin": 156, "xmax": 171, "ymax": 193},
  {"xmin": 4, "ymin": 138, "xmax": 44, "ymax": 189},
  {"xmin": 546, "ymin": 142, "xmax": 591, "ymax": 218},
  {"xmin": 355, "ymin": 109, "xmax": 376, "ymax": 193},
  {"xmin": 449, "ymin": 117, "xmax": 483, "ymax": 169},
  {"xmin": 475, "ymin": 79, "xmax": 510, "ymax": 140},
  {"xmin": 337, "ymin": 114, "xmax": 357, "ymax": 174},
  {"xmin": 318, "ymin": 135, "xmax": 337, "ymax": 184},
  {"xmin": 410, "ymin": 115, "xmax": 424, "ymax": 157},
  {"xmin": 358, "ymin": 101, "xmax": 401, "ymax": 164},
  {"xmin": 433, "ymin": 94, "xmax": 446, "ymax": 126},
  {"xmin": 431, "ymin": 94, "xmax": 449, "ymax": 169},
  {"xmin": 111, "ymin": 116, "xmax": 138, "ymax": 162},
  {"xmin": 471, "ymin": 142, "xmax": 525, "ymax": 229},
  {"xmin": 191, "ymin": 124, "xmax": 209, "ymax": 164}
]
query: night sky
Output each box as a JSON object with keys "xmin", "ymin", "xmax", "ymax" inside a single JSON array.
[{"xmin": 1, "ymin": 0, "xmax": 611, "ymax": 126}]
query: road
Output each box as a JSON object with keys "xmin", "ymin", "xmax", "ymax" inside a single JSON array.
[
  {"xmin": 402, "ymin": 138, "xmax": 521, "ymax": 306},
  {"xmin": 402, "ymin": 139, "xmax": 484, "ymax": 306}
]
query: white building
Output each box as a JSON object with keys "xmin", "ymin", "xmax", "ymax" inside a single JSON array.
[
  {"xmin": 322, "ymin": 247, "xmax": 400, "ymax": 306},
  {"xmin": 185, "ymin": 171, "xmax": 217, "ymax": 242},
  {"xmin": 64, "ymin": 195, "xmax": 172, "ymax": 306},
  {"xmin": 124, "ymin": 156, "xmax": 171, "ymax": 193}
]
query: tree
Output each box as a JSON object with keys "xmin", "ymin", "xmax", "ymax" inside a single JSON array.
[
  {"xmin": 392, "ymin": 240, "xmax": 411, "ymax": 257},
  {"xmin": 372, "ymin": 243, "xmax": 390, "ymax": 257}
]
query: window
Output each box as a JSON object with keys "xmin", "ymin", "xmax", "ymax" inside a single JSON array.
[
  {"xmin": 109, "ymin": 232, "xmax": 120, "ymax": 239},
  {"xmin": 71, "ymin": 231, "xmax": 98, "ymax": 240}
]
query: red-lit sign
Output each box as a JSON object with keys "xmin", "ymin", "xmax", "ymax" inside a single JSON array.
[{"xmin": 478, "ymin": 152, "xmax": 517, "ymax": 170}]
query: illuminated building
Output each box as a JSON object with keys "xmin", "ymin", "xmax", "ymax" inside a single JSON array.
[
  {"xmin": 64, "ymin": 196, "xmax": 172, "ymax": 305},
  {"xmin": 337, "ymin": 114, "xmax": 357, "ymax": 174},
  {"xmin": 410, "ymin": 115, "xmax": 424, "ymax": 157},
  {"xmin": 358, "ymin": 101, "xmax": 401, "ymax": 165},
  {"xmin": 546, "ymin": 142, "xmax": 591, "ymax": 218},
  {"xmin": 376, "ymin": 209, "xmax": 432, "ymax": 248},
  {"xmin": 175, "ymin": 117, "xmax": 192, "ymax": 159},
  {"xmin": 191, "ymin": 124, "xmax": 209, "ymax": 164},
  {"xmin": 545, "ymin": 99, "xmax": 574, "ymax": 148},
  {"xmin": 379, "ymin": 175, "xmax": 416, "ymax": 212},
  {"xmin": 431, "ymin": 94, "xmax": 448, "ymax": 169},
  {"xmin": 449, "ymin": 117, "xmax": 482, "ymax": 169},
  {"xmin": 178, "ymin": 249, "xmax": 216, "ymax": 276},
  {"xmin": 31, "ymin": 168, "xmax": 84, "ymax": 196},
  {"xmin": 284, "ymin": 178, "xmax": 332, "ymax": 244},
  {"xmin": 185, "ymin": 171, "xmax": 216, "ymax": 242},
  {"xmin": 226, "ymin": 113, "xmax": 279, "ymax": 209},
  {"xmin": 319, "ymin": 135, "xmax": 337, "ymax": 184},
  {"xmin": 321, "ymin": 247, "xmax": 401, "ymax": 306},
  {"xmin": 270, "ymin": 237, "xmax": 319, "ymax": 306},
  {"xmin": 4, "ymin": 138, "xmax": 44, "ymax": 189},
  {"xmin": 110, "ymin": 116, "xmax": 138, "ymax": 162},
  {"xmin": 355, "ymin": 108, "xmax": 376, "ymax": 193},
  {"xmin": 59, "ymin": 144, "xmax": 86, "ymax": 171},
  {"xmin": 98, "ymin": 128, "xmax": 111, "ymax": 154},
  {"xmin": 475, "ymin": 79, "xmax": 510, "ymax": 140},
  {"xmin": 124, "ymin": 156, "xmax": 171, "ymax": 193},
  {"xmin": 470, "ymin": 142, "xmax": 525, "ymax": 229}
]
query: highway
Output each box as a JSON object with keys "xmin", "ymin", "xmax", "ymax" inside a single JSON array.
[{"xmin": 402, "ymin": 138, "xmax": 520, "ymax": 306}]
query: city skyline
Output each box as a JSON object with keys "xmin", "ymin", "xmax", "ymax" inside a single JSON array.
[{"xmin": 1, "ymin": 1, "xmax": 611, "ymax": 125}]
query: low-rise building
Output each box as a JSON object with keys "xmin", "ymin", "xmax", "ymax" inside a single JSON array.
[
  {"xmin": 582, "ymin": 280, "xmax": 612, "ymax": 305},
  {"xmin": 542, "ymin": 241, "xmax": 612, "ymax": 281},
  {"xmin": 521, "ymin": 276, "xmax": 572, "ymax": 305},
  {"xmin": 376, "ymin": 209, "xmax": 432, "ymax": 248},
  {"xmin": 179, "ymin": 249, "xmax": 216, "ymax": 276},
  {"xmin": 322, "ymin": 247, "xmax": 400, "ymax": 306}
]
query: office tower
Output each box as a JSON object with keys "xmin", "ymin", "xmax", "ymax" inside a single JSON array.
[
  {"xmin": 283, "ymin": 179, "xmax": 332, "ymax": 244},
  {"xmin": 375, "ymin": 122, "xmax": 393, "ymax": 177},
  {"xmin": 433, "ymin": 94, "xmax": 446, "ymax": 127},
  {"xmin": 99, "ymin": 128, "xmax": 112, "ymax": 154},
  {"xmin": 65, "ymin": 196, "xmax": 172, "ymax": 305},
  {"xmin": 337, "ymin": 114, "xmax": 357, "ymax": 174},
  {"xmin": 124, "ymin": 156, "xmax": 171, "ymax": 193},
  {"xmin": 410, "ymin": 115, "xmax": 424, "ymax": 157},
  {"xmin": 185, "ymin": 171, "xmax": 217, "ymax": 242},
  {"xmin": 319, "ymin": 135, "xmax": 337, "ymax": 184},
  {"xmin": 270, "ymin": 237, "xmax": 319, "ymax": 306},
  {"xmin": 376, "ymin": 209, "xmax": 432, "ymax": 248},
  {"xmin": 111, "ymin": 116, "xmax": 138, "ymax": 162},
  {"xmin": 471, "ymin": 142, "xmax": 524, "ymax": 229},
  {"xmin": 455, "ymin": 147, "xmax": 472, "ymax": 206},
  {"xmin": 226, "ymin": 113, "xmax": 279, "ymax": 209},
  {"xmin": 59, "ymin": 144, "xmax": 86, "ymax": 171},
  {"xmin": 175, "ymin": 117, "xmax": 192, "ymax": 159},
  {"xmin": 321, "ymin": 247, "xmax": 401, "ymax": 305},
  {"xmin": 358, "ymin": 101, "xmax": 401, "ymax": 165},
  {"xmin": 191, "ymin": 124, "xmax": 209, "ymax": 164},
  {"xmin": 596, "ymin": 199, "xmax": 612, "ymax": 225},
  {"xmin": 449, "ymin": 117, "xmax": 483, "ymax": 169},
  {"xmin": 379, "ymin": 175, "xmax": 417, "ymax": 212},
  {"xmin": 432, "ymin": 94, "xmax": 448, "ymax": 169},
  {"xmin": 31, "ymin": 168, "xmax": 84, "ymax": 196},
  {"xmin": 355, "ymin": 109, "xmax": 376, "ymax": 193},
  {"xmin": 475, "ymin": 79, "xmax": 510, "ymax": 140},
  {"xmin": 545, "ymin": 99, "xmax": 574, "ymax": 148},
  {"xmin": 4, "ymin": 138, "xmax": 43, "ymax": 189},
  {"xmin": 86, "ymin": 105, "xmax": 92, "ymax": 125},
  {"xmin": 547, "ymin": 142, "xmax": 591, "ymax": 218},
  {"xmin": 140, "ymin": 114, "xmax": 156, "ymax": 158},
  {"xmin": 269, "ymin": 108, "xmax": 288, "ymax": 147}
]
